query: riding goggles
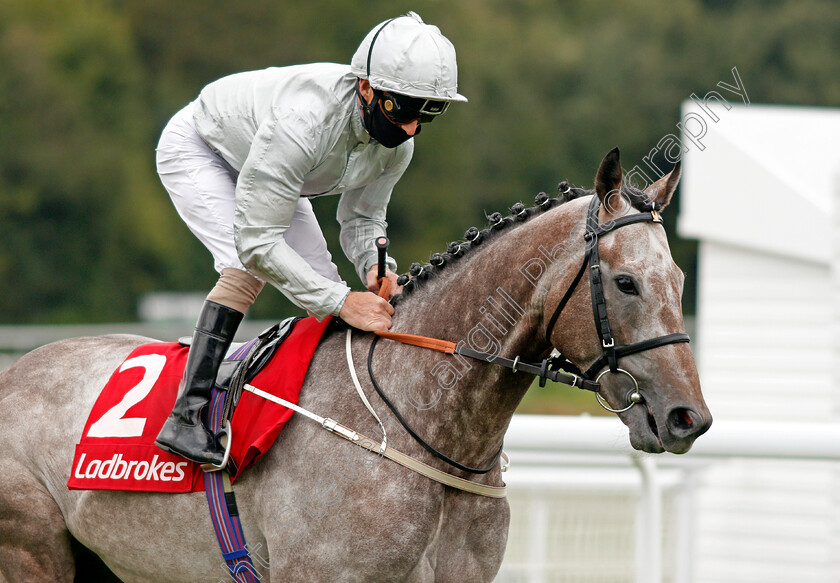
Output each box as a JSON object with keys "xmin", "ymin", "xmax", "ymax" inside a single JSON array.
[{"xmin": 376, "ymin": 90, "xmax": 449, "ymax": 124}]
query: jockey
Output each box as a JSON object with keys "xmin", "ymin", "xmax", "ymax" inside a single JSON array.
[{"xmin": 155, "ymin": 12, "xmax": 467, "ymax": 466}]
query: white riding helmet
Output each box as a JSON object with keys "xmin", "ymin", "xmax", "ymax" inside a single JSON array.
[{"xmin": 351, "ymin": 12, "xmax": 467, "ymax": 103}]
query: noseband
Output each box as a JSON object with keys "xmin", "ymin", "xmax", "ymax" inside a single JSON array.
[{"xmin": 544, "ymin": 195, "xmax": 690, "ymax": 412}]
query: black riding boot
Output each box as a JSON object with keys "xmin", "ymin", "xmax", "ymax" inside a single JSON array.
[{"xmin": 155, "ymin": 300, "xmax": 244, "ymax": 466}]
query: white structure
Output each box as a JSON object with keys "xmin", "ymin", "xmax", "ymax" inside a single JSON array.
[
  {"xmin": 495, "ymin": 103, "xmax": 840, "ymax": 583},
  {"xmin": 677, "ymin": 102, "xmax": 840, "ymax": 582},
  {"xmin": 496, "ymin": 416, "xmax": 840, "ymax": 583}
]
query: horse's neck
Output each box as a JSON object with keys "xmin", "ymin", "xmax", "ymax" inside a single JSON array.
[{"xmin": 382, "ymin": 198, "xmax": 588, "ymax": 468}]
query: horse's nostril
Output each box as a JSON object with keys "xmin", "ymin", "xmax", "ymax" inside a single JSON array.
[{"xmin": 668, "ymin": 407, "xmax": 699, "ymax": 435}]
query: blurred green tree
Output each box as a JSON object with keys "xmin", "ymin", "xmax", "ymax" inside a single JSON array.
[
  {"xmin": 0, "ymin": 0, "xmax": 837, "ymax": 323},
  {"xmin": 0, "ymin": 0, "xmax": 200, "ymax": 322}
]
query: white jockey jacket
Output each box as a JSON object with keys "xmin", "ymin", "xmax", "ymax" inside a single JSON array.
[{"xmin": 192, "ymin": 63, "xmax": 411, "ymax": 319}]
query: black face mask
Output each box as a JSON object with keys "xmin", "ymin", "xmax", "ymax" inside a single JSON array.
[{"xmin": 357, "ymin": 88, "xmax": 420, "ymax": 148}]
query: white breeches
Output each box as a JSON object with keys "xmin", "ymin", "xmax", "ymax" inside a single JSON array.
[{"xmin": 155, "ymin": 103, "xmax": 342, "ymax": 284}]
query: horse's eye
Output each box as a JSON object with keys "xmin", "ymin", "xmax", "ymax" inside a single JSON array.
[{"xmin": 615, "ymin": 276, "xmax": 638, "ymax": 295}]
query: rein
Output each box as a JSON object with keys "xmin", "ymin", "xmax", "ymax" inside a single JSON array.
[
  {"xmin": 366, "ymin": 329, "xmax": 597, "ymax": 474},
  {"xmin": 371, "ymin": 330, "xmax": 599, "ymax": 391},
  {"xmin": 367, "ymin": 335, "xmax": 504, "ymax": 474},
  {"xmin": 366, "ymin": 269, "xmax": 600, "ymax": 475}
]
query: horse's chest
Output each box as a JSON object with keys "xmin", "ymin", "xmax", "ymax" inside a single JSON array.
[{"xmin": 414, "ymin": 491, "xmax": 511, "ymax": 579}]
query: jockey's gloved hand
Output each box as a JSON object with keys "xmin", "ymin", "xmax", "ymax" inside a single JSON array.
[
  {"xmin": 365, "ymin": 266, "xmax": 400, "ymax": 298},
  {"xmin": 339, "ymin": 291, "xmax": 394, "ymax": 332}
]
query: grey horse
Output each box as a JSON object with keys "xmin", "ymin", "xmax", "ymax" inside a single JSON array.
[{"xmin": 0, "ymin": 149, "xmax": 710, "ymax": 582}]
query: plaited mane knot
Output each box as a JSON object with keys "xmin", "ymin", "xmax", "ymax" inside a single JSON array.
[
  {"xmin": 487, "ymin": 212, "xmax": 503, "ymax": 229},
  {"xmin": 464, "ymin": 227, "xmax": 483, "ymax": 244},
  {"xmin": 409, "ymin": 262, "xmax": 432, "ymax": 281},
  {"xmin": 447, "ymin": 241, "xmax": 466, "ymax": 257}
]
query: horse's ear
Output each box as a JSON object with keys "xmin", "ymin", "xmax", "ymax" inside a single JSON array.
[
  {"xmin": 644, "ymin": 162, "xmax": 681, "ymax": 210},
  {"xmin": 594, "ymin": 147, "xmax": 623, "ymax": 206}
]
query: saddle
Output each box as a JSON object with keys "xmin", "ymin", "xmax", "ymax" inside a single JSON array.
[
  {"xmin": 68, "ymin": 314, "xmax": 332, "ymax": 493},
  {"xmin": 181, "ymin": 316, "xmax": 303, "ymax": 439}
]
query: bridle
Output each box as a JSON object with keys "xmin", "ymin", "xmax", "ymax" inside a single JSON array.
[
  {"xmin": 544, "ymin": 194, "xmax": 690, "ymax": 412},
  {"xmin": 364, "ymin": 193, "xmax": 690, "ymax": 474}
]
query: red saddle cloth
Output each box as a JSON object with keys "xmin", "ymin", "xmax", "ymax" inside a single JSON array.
[{"xmin": 67, "ymin": 316, "xmax": 331, "ymax": 493}]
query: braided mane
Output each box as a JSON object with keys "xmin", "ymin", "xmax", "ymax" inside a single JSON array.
[{"xmin": 391, "ymin": 181, "xmax": 660, "ymax": 305}]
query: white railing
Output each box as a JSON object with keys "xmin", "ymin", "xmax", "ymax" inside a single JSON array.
[{"xmin": 499, "ymin": 415, "xmax": 840, "ymax": 583}]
